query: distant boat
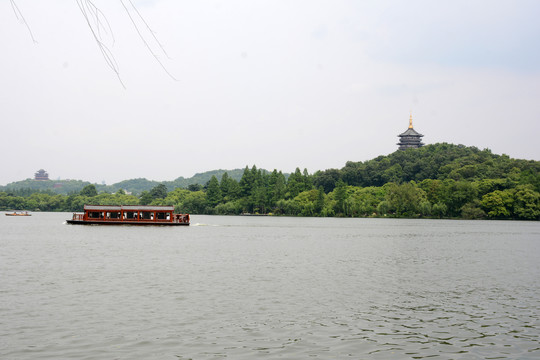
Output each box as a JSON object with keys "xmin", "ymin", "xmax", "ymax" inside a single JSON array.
[
  {"xmin": 5, "ymin": 211, "xmax": 31, "ymax": 216},
  {"xmin": 67, "ymin": 205, "xmax": 190, "ymax": 226}
]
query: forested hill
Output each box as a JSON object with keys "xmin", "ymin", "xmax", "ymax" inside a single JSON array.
[
  {"xmin": 0, "ymin": 168, "xmax": 248, "ymax": 195},
  {"xmin": 314, "ymin": 143, "xmax": 539, "ymax": 192},
  {"xmin": 1, "ymin": 143, "xmax": 538, "ymax": 195},
  {"xmin": 1, "ymin": 143, "xmax": 539, "ymax": 219}
]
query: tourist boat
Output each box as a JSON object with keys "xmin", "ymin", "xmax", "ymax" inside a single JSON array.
[
  {"xmin": 5, "ymin": 211, "xmax": 31, "ymax": 216},
  {"xmin": 67, "ymin": 205, "xmax": 190, "ymax": 226}
]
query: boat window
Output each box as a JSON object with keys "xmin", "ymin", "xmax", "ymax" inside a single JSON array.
[
  {"xmin": 124, "ymin": 211, "xmax": 138, "ymax": 220},
  {"xmin": 108, "ymin": 212, "xmax": 121, "ymax": 219},
  {"xmin": 141, "ymin": 211, "xmax": 154, "ymax": 220},
  {"xmin": 156, "ymin": 212, "xmax": 169, "ymax": 220},
  {"xmin": 88, "ymin": 211, "xmax": 101, "ymax": 219}
]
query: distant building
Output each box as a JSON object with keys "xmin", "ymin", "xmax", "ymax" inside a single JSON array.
[
  {"xmin": 34, "ymin": 169, "xmax": 50, "ymax": 180},
  {"xmin": 397, "ymin": 114, "xmax": 424, "ymax": 150}
]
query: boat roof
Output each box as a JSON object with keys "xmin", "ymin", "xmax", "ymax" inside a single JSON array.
[{"xmin": 84, "ymin": 205, "xmax": 175, "ymax": 211}]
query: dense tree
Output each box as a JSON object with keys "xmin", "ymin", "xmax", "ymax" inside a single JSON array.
[
  {"xmin": 214, "ymin": 200, "xmax": 243, "ymax": 215},
  {"xmin": 149, "ymin": 184, "xmax": 168, "ymax": 199},
  {"xmin": 139, "ymin": 191, "xmax": 153, "ymax": 205},
  {"xmin": 287, "ymin": 168, "xmax": 312, "ymax": 198},
  {"xmin": 383, "ymin": 182, "xmax": 427, "ymax": 217},
  {"xmin": 206, "ymin": 176, "xmax": 222, "ymax": 207},
  {"xmin": 348, "ymin": 186, "xmax": 385, "ymax": 217},
  {"xmin": 461, "ymin": 200, "xmax": 486, "ymax": 219},
  {"xmin": 432, "ymin": 202, "xmax": 448, "ymax": 218},
  {"xmin": 313, "ymin": 168, "xmax": 341, "ymax": 193},
  {"xmin": 176, "ymin": 191, "xmax": 207, "ymax": 214},
  {"xmin": 251, "ymin": 173, "xmax": 269, "ymax": 214},
  {"xmin": 314, "ymin": 186, "xmax": 326, "ymax": 214},
  {"xmin": 269, "ymin": 170, "xmax": 287, "ymax": 205},
  {"xmin": 239, "ymin": 166, "xmax": 255, "ymax": 197},
  {"xmin": 333, "ymin": 180, "xmax": 348, "ymax": 216},
  {"xmin": 227, "ymin": 179, "xmax": 241, "ymax": 202},
  {"xmin": 219, "ymin": 172, "xmax": 231, "ymax": 200},
  {"xmin": 187, "ymin": 183, "xmax": 203, "ymax": 192},
  {"xmin": 512, "ymin": 185, "xmax": 540, "ymax": 220},
  {"xmin": 80, "ymin": 184, "xmax": 98, "ymax": 197},
  {"xmin": 481, "ymin": 190, "xmax": 514, "ymax": 218}
]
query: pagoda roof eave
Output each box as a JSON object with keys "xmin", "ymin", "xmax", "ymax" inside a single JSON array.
[{"xmin": 398, "ymin": 128, "xmax": 423, "ymax": 136}]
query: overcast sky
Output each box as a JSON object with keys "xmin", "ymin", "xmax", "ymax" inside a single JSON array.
[{"xmin": 1, "ymin": 0, "xmax": 539, "ymax": 185}]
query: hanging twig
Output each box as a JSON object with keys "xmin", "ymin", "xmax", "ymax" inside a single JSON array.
[
  {"xmin": 120, "ymin": 0, "xmax": 177, "ymax": 81},
  {"xmin": 10, "ymin": 0, "xmax": 38, "ymax": 43},
  {"xmin": 81, "ymin": 0, "xmax": 115, "ymax": 45},
  {"xmin": 76, "ymin": 0, "xmax": 125, "ymax": 88},
  {"xmin": 11, "ymin": 1, "xmax": 175, "ymax": 85},
  {"xmin": 126, "ymin": 0, "xmax": 170, "ymax": 59}
]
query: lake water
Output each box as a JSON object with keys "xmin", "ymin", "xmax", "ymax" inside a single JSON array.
[{"xmin": 1, "ymin": 213, "xmax": 539, "ymax": 359}]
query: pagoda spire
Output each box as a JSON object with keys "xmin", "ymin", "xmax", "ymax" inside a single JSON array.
[{"xmin": 397, "ymin": 113, "xmax": 424, "ymax": 150}]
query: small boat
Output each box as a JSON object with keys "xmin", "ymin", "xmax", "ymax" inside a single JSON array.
[
  {"xmin": 5, "ymin": 211, "xmax": 31, "ymax": 216},
  {"xmin": 67, "ymin": 205, "xmax": 190, "ymax": 226}
]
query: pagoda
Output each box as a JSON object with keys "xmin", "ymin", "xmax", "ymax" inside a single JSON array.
[
  {"xmin": 397, "ymin": 114, "xmax": 424, "ymax": 150},
  {"xmin": 34, "ymin": 169, "xmax": 49, "ymax": 181}
]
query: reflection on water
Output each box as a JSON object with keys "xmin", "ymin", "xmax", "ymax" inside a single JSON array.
[{"xmin": 1, "ymin": 213, "xmax": 539, "ymax": 359}]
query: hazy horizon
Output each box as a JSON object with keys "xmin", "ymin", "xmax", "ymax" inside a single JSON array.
[
  {"xmin": 2, "ymin": 0, "xmax": 539, "ymax": 186},
  {"xmin": 7, "ymin": 167, "xmax": 250, "ymax": 185}
]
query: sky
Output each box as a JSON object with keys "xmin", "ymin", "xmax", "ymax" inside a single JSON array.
[{"xmin": 1, "ymin": 0, "xmax": 539, "ymax": 185}]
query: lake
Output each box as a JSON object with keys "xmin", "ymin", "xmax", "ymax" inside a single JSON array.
[{"xmin": 1, "ymin": 213, "xmax": 539, "ymax": 359}]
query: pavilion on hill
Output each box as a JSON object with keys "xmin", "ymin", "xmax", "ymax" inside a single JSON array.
[
  {"xmin": 397, "ymin": 114, "xmax": 424, "ymax": 150},
  {"xmin": 34, "ymin": 169, "xmax": 49, "ymax": 181}
]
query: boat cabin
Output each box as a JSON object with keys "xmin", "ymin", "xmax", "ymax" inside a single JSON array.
[{"xmin": 68, "ymin": 205, "xmax": 189, "ymax": 225}]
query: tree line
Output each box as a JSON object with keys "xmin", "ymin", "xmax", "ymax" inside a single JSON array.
[{"xmin": 1, "ymin": 144, "xmax": 539, "ymax": 220}]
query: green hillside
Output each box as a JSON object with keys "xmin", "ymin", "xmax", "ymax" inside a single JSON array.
[
  {"xmin": 314, "ymin": 143, "xmax": 539, "ymax": 192},
  {"xmin": 1, "ymin": 144, "xmax": 538, "ymax": 220}
]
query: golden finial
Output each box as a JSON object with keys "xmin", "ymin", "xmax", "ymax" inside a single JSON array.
[{"xmin": 409, "ymin": 112, "xmax": 413, "ymax": 128}]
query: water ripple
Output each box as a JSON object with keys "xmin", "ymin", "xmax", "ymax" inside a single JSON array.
[{"xmin": 1, "ymin": 214, "xmax": 539, "ymax": 359}]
